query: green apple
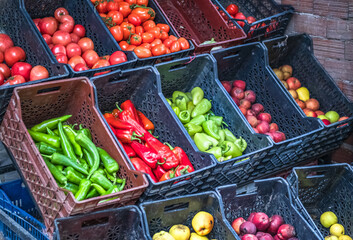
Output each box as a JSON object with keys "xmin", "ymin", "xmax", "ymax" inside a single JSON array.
[
  {"xmin": 325, "ymin": 111, "xmax": 340, "ymax": 123},
  {"xmin": 325, "ymin": 236, "xmax": 339, "ymax": 240},
  {"xmin": 330, "ymin": 223, "xmax": 345, "ymax": 236},
  {"xmin": 321, "ymin": 211, "xmax": 338, "ymax": 228},
  {"xmin": 318, "ymin": 115, "xmax": 330, "ymax": 121}
]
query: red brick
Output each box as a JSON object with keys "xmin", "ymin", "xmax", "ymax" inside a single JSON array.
[
  {"xmin": 338, "ymin": 80, "xmax": 353, "ymax": 101},
  {"xmin": 281, "ymin": 0, "xmax": 314, "ymax": 13},
  {"xmin": 292, "ymin": 13, "xmax": 327, "ymax": 37},
  {"xmin": 313, "ymin": 0, "xmax": 349, "ymax": 19},
  {"xmin": 345, "ymin": 41, "xmax": 353, "ymax": 61},
  {"xmin": 313, "ymin": 37, "xmax": 345, "ymax": 59},
  {"xmin": 324, "ymin": 59, "xmax": 353, "ymax": 84},
  {"xmin": 327, "ymin": 18, "xmax": 353, "ymax": 40}
]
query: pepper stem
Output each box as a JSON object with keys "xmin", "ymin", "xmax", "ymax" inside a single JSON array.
[
  {"xmin": 115, "ymin": 102, "xmax": 122, "ymax": 112},
  {"xmin": 163, "ymin": 142, "xmax": 174, "ymax": 150}
]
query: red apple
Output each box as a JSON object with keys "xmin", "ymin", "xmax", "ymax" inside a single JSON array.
[
  {"xmin": 247, "ymin": 109, "xmax": 256, "ymax": 116},
  {"xmin": 232, "ymin": 96, "xmax": 240, "ymax": 106},
  {"xmin": 267, "ymin": 215, "xmax": 284, "ymax": 235},
  {"xmin": 256, "ymin": 121, "xmax": 270, "ymax": 134},
  {"xmin": 240, "ymin": 99, "xmax": 252, "ymax": 109},
  {"xmin": 252, "ymin": 103, "xmax": 264, "ymax": 116},
  {"xmin": 232, "ymin": 217, "xmax": 246, "ymax": 234},
  {"xmin": 274, "ymin": 236, "xmax": 281, "ymax": 240},
  {"xmin": 242, "ymin": 234, "xmax": 258, "ymax": 240},
  {"xmin": 295, "ymin": 99, "xmax": 306, "ymax": 110},
  {"xmin": 322, "ymin": 119, "xmax": 331, "ymax": 125},
  {"xmin": 233, "ymin": 80, "xmax": 246, "ymax": 90},
  {"xmin": 257, "ymin": 113, "xmax": 272, "ymax": 124},
  {"xmin": 239, "ymin": 107, "xmax": 247, "ymax": 115},
  {"xmin": 315, "ymin": 110, "xmax": 325, "ymax": 116},
  {"xmin": 231, "ymin": 87, "xmax": 245, "ymax": 99},
  {"xmin": 240, "ymin": 221, "xmax": 257, "ymax": 235},
  {"xmin": 339, "ymin": 116, "xmax": 349, "ymax": 121},
  {"xmin": 221, "ymin": 81, "xmax": 232, "ymax": 93},
  {"xmin": 252, "ymin": 212, "xmax": 270, "ymax": 231},
  {"xmin": 244, "ymin": 90, "xmax": 256, "ymax": 103},
  {"xmin": 253, "ymin": 127, "xmax": 259, "ymax": 133},
  {"xmin": 247, "ymin": 115, "xmax": 259, "ymax": 128},
  {"xmin": 274, "ymin": 131, "xmax": 286, "ymax": 142},
  {"xmin": 303, "ymin": 108, "xmax": 317, "ymax": 117},
  {"xmin": 305, "ymin": 98, "xmax": 320, "ymax": 111},
  {"xmin": 277, "ymin": 224, "xmax": 296, "ymax": 240},
  {"xmin": 288, "ymin": 89, "xmax": 298, "ymax": 99},
  {"xmin": 286, "ymin": 77, "xmax": 301, "ymax": 90},
  {"xmin": 265, "ymin": 132, "xmax": 274, "ymax": 140},
  {"xmin": 269, "ymin": 123, "xmax": 279, "ymax": 132},
  {"xmin": 256, "ymin": 232, "xmax": 274, "ymax": 240},
  {"xmin": 248, "ymin": 212, "xmax": 256, "ymax": 222}
]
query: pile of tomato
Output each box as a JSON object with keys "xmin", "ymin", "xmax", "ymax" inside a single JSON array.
[{"xmin": 91, "ymin": 0, "xmax": 190, "ymax": 58}]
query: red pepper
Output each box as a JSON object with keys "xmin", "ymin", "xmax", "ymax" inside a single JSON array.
[
  {"xmin": 107, "ymin": 123, "xmax": 116, "ymax": 135},
  {"xmin": 130, "ymin": 141, "xmax": 159, "ymax": 169},
  {"xmin": 165, "ymin": 143, "xmax": 194, "ymax": 172},
  {"xmin": 115, "ymin": 129, "xmax": 143, "ymax": 144},
  {"xmin": 159, "ymin": 169, "xmax": 175, "ymax": 182},
  {"xmin": 122, "ymin": 144, "xmax": 136, "ymax": 157},
  {"xmin": 137, "ymin": 110, "xmax": 154, "ymax": 132},
  {"xmin": 175, "ymin": 165, "xmax": 193, "ymax": 177},
  {"xmin": 130, "ymin": 157, "xmax": 158, "ymax": 183},
  {"xmin": 105, "ymin": 116, "xmax": 132, "ymax": 130},
  {"xmin": 104, "ymin": 112, "xmax": 114, "ymax": 119},
  {"xmin": 153, "ymin": 165, "xmax": 166, "ymax": 180},
  {"xmin": 121, "ymin": 100, "xmax": 140, "ymax": 123}
]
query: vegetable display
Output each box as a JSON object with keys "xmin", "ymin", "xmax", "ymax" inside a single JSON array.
[
  {"xmin": 29, "ymin": 115, "xmax": 125, "ymax": 201},
  {"xmin": 90, "ymin": 0, "xmax": 190, "ymax": 58},
  {"xmin": 168, "ymin": 87, "xmax": 247, "ymax": 161},
  {"xmin": 104, "ymin": 100, "xmax": 195, "ymax": 182}
]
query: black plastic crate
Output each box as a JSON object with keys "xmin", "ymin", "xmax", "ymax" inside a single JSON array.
[
  {"xmin": 263, "ymin": 34, "xmax": 353, "ymax": 162},
  {"xmin": 212, "ymin": 0, "xmax": 293, "ymax": 42},
  {"xmin": 211, "ymin": 43, "xmax": 323, "ymax": 179},
  {"xmin": 140, "ymin": 191, "xmax": 238, "ymax": 240},
  {"xmin": 54, "ymin": 205, "xmax": 147, "ymax": 240},
  {"xmin": 21, "ymin": 0, "xmax": 137, "ymax": 78},
  {"xmin": 92, "ymin": 67, "xmax": 217, "ymax": 202},
  {"xmin": 217, "ymin": 177, "xmax": 321, "ymax": 239},
  {"xmin": 287, "ymin": 164, "xmax": 353, "ymax": 238},
  {"xmin": 155, "ymin": 54, "xmax": 276, "ymax": 188},
  {"xmin": 0, "ymin": 0, "xmax": 69, "ymax": 124}
]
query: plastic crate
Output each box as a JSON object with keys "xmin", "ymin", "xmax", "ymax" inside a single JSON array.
[
  {"xmin": 153, "ymin": 0, "xmax": 247, "ymax": 53},
  {"xmin": 212, "ymin": 0, "xmax": 294, "ymax": 42},
  {"xmin": 20, "ymin": 0, "xmax": 137, "ymax": 78},
  {"xmin": 155, "ymin": 54, "xmax": 274, "ymax": 189},
  {"xmin": 0, "ymin": 180, "xmax": 49, "ymax": 240},
  {"xmin": 140, "ymin": 192, "xmax": 238, "ymax": 240},
  {"xmin": 217, "ymin": 177, "xmax": 321, "ymax": 239},
  {"xmin": 91, "ymin": 67, "xmax": 217, "ymax": 202},
  {"xmin": 211, "ymin": 43, "xmax": 323, "ymax": 179},
  {"xmin": 263, "ymin": 34, "xmax": 353, "ymax": 162},
  {"xmin": 287, "ymin": 163, "xmax": 353, "ymax": 238},
  {"xmin": 0, "ymin": 0, "xmax": 69, "ymax": 125},
  {"xmin": 88, "ymin": 0, "xmax": 195, "ymax": 67},
  {"xmin": 54, "ymin": 205, "xmax": 148, "ymax": 240},
  {"xmin": 0, "ymin": 77, "xmax": 148, "ymax": 235}
]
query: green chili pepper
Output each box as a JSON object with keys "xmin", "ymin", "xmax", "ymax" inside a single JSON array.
[
  {"xmin": 78, "ymin": 124, "xmax": 92, "ymax": 140},
  {"xmin": 75, "ymin": 179, "xmax": 91, "ymax": 201},
  {"xmin": 46, "ymin": 127, "xmax": 57, "ymax": 136},
  {"xmin": 185, "ymin": 92, "xmax": 193, "ymax": 102},
  {"xmin": 187, "ymin": 101, "xmax": 195, "ymax": 113},
  {"xmin": 209, "ymin": 116, "xmax": 225, "ymax": 127},
  {"xmin": 115, "ymin": 178, "xmax": 124, "ymax": 184},
  {"xmin": 99, "ymin": 185, "xmax": 119, "ymax": 203},
  {"xmin": 63, "ymin": 166, "xmax": 84, "ymax": 185},
  {"xmin": 178, "ymin": 110, "xmax": 191, "ymax": 124},
  {"xmin": 166, "ymin": 98, "xmax": 172, "ymax": 105},
  {"xmin": 202, "ymin": 120, "xmax": 220, "ymax": 140},
  {"xmin": 172, "ymin": 91, "xmax": 189, "ymax": 103},
  {"xmin": 58, "ymin": 182, "xmax": 79, "ymax": 195},
  {"xmin": 205, "ymin": 147, "xmax": 222, "ymax": 159},
  {"xmin": 189, "ymin": 115, "xmax": 206, "ymax": 126},
  {"xmin": 184, "ymin": 123, "xmax": 202, "ymax": 136},
  {"xmin": 83, "ymin": 149, "xmax": 94, "ymax": 168},
  {"xmin": 172, "ymin": 106, "xmax": 180, "ymax": 116},
  {"xmin": 221, "ymin": 141, "xmax": 242, "ymax": 158},
  {"xmin": 75, "ymin": 132, "xmax": 100, "ymax": 179},
  {"xmin": 90, "ymin": 171, "xmax": 113, "ymax": 191},
  {"xmin": 104, "ymin": 169, "xmax": 117, "ymax": 184},
  {"xmin": 43, "ymin": 153, "xmax": 88, "ymax": 175},
  {"xmin": 97, "ymin": 168, "xmax": 105, "ymax": 175},
  {"xmin": 97, "ymin": 148, "xmax": 119, "ymax": 174},
  {"xmin": 56, "ymin": 165, "xmax": 64, "ymax": 171},
  {"xmin": 28, "ymin": 130, "xmax": 61, "ymax": 148},
  {"xmin": 219, "ymin": 129, "xmax": 225, "ymax": 144},
  {"xmin": 194, "ymin": 133, "xmax": 219, "ymax": 152},
  {"xmin": 191, "ymin": 99, "xmax": 212, "ymax": 118},
  {"xmin": 175, "ymin": 96, "xmax": 187, "ymax": 111},
  {"xmin": 53, "ymin": 129, "xmax": 59, "ymax": 135},
  {"xmin": 30, "ymin": 115, "xmax": 72, "ymax": 132},
  {"xmin": 92, "ymin": 183, "xmax": 106, "ymax": 196},
  {"xmin": 44, "ymin": 159, "xmax": 67, "ymax": 185},
  {"xmin": 86, "ymin": 188, "xmax": 99, "ymax": 199},
  {"xmin": 79, "ymin": 158, "xmax": 89, "ymax": 171},
  {"xmin": 58, "ymin": 122, "xmax": 78, "ymax": 163},
  {"xmin": 234, "ymin": 137, "xmax": 247, "ymax": 152},
  {"xmin": 191, "ymin": 87, "xmax": 204, "ymax": 105},
  {"xmin": 118, "ymin": 179, "xmax": 126, "ymax": 191},
  {"xmin": 63, "ymin": 125, "xmax": 83, "ymax": 158},
  {"xmin": 36, "ymin": 142, "xmax": 62, "ymax": 155},
  {"xmin": 224, "ymin": 128, "xmax": 237, "ymax": 142}
]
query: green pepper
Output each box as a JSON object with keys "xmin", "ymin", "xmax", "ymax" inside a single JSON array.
[
  {"xmin": 209, "ymin": 116, "xmax": 225, "ymax": 127},
  {"xmin": 97, "ymin": 148, "xmax": 119, "ymax": 174},
  {"xmin": 36, "ymin": 142, "xmax": 62, "ymax": 155},
  {"xmin": 116, "ymin": 178, "xmax": 124, "ymax": 184},
  {"xmin": 205, "ymin": 147, "xmax": 222, "ymax": 159},
  {"xmin": 90, "ymin": 171, "xmax": 113, "ymax": 190},
  {"xmin": 194, "ymin": 133, "xmax": 219, "ymax": 152},
  {"xmin": 224, "ymin": 128, "xmax": 237, "ymax": 142},
  {"xmin": 30, "ymin": 115, "xmax": 72, "ymax": 132},
  {"xmin": 63, "ymin": 125, "xmax": 83, "ymax": 158},
  {"xmin": 176, "ymin": 96, "xmax": 187, "ymax": 111},
  {"xmin": 97, "ymin": 168, "xmax": 105, "ymax": 175},
  {"xmin": 64, "ymin": 166, "xmax": 84, "ymax": 185},
  {"xmin": 58, "ymin": 182, "xmax": 79, "ymax": 195},
  {"xmin": 78, "ymin": 124, "xmax": 92, "ymax": 140},
  {"xmin": 166, "ymin": 98, "xmax": 172, "ymax": 106},
  {"xmin": 118, "ymin": 179, "xmax": 126, "ymax": 191},
  {"xmin": 46, "ymin": 127, "xmax": 57, "ymax": 136},
  {"xmin": 234, "ymin": 137, "xmax": 247, "ymax": 152},
  {"xmin": 75, "ymin": 179, "xmax": 91, "ymax": 201},
  {"xmin": 221, "ymin": 141, "xmax": 242, "ymax": 158},
  {"xmin": 104, "ymin": 169, "xmax": 117, "ymax": 184},
  {"xmin": 219, "ymin": 129, "xmax": 225, "ymax": 144},
  {"xmin": 184, "ymin": 123, "xmax": 202, "ymax": 136},
  {"xmin": 58, "ymin": 122, "xmax": 78, "ymax": 163},
  {"xmin": 218, "ymin": 155, "xmax": 232, "ymax": 162},
  {"xmin": 28, "ymin": 130, "xmax": 61, "ymax": 148},
  {"xmin": 187, "ymin": 101, "xmax": 195, "ymax": 113},
  {"xmin": 44, "ymin": 159, "xmax": 67, "ymax": 185},
  {"xmin": 43, "ymin": 153, "xmax": 88, "ymax": 175},
  {"xmin": 191, "ymin": 87, "xmax": 204, "ymax": 105},
  {"xmin": 83, "ymin": 149, "xmax": 94, "ymax": 168},
  {"xmin": 202, "ymin": 120, "xmax": 220, "ymax": 140},
  {"xmin": 189, "ymin": 115, "xmax": 206, "ymax": 126},
  {"xmin": 92, "ymin": 183, "xmax": 107, "ymax": 195},
  {"xmin": 86, "ymin": 188, "xmax": 99, "ymax": 199},
  {"xmin": 191, "ymin": 99, "xmax": 212, "ymax": 118},
  {"xmin": 79, "ymin": 158, "xmax": 89, "ymax": 171},
  {"xmin": 172, "ymin": 91, "xmax": 189, "ymax": 103},
  {"xmin": 186, "ymin": 92, "xmax": 192, "ymax": 102},
  {"xmin": 178, "ymin": 110, "xmax": 191, "ymax": 124},
  {"xmin": 172, "ymin": 106, "xmax": 180, "ymax": 116},
  {"xmin": 56, "ymin": 165, "xmax": 64, "ymax": 171}
]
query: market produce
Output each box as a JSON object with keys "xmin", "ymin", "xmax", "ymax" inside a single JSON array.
[
  {"xmin": 0, "ymin": 33, "xmax": 49, "ymax": 86},
  {"xmin": 221, "ymin": 80, "xmax": 286, "ymax": 143},
  {"xmin": 28, "ymin": 115, "xmax": 125, "ymax": 201},
  {"xmin": 104, "ymin": 100, "xmax": 195, "ymax": 182},
  {"xmin": 231, "ymin": 212, "xmax": 298, "ymax": 239},
  {"xmin": 90, "ymin": 0, "xmax": 190, "ymax": 58},
  {"xmin": 273, "ymin": 65, "xmax": 350, "ymax": 125},
  {"xmin": 32, "ymin": 7, "xmax": 127, "ymax": 75},
  {"xmin": 320, "ymin": 212, "xmax": 352, "ymax": 239},
  {"xmin": 169, "ymin": 224, "xmax": 191, "ymax": 240}
]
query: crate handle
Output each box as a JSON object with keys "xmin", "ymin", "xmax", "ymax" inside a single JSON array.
[
  {"xmin": 222, "ymin": 50, "xmax": 240, "ymax": 60},
  {"xmin": 108, "ymin": 77, "xmax": 128, "ymax": 84},
  {"xmin": 164, "ymin": 202, "xmax": 189, "ymax": 213},
  {"xmin": 81, "ymin": 216, "xmax": 110, "ymax": 228},
  {"xmin": 168, "ymin": 63, "xmax": 187, "ymax": 72},
  {"xmin": 36, "ymin": 86, "xmax": 61, "ymax": 95}
]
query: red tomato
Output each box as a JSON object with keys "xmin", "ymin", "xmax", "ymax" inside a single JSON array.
[
  {"xmin": 163, "ymin": 38, "xmax": 173, "ymax": 48},
  {"xmin": 156, "ymin": 24, "xmax": 170, "ymax": 33},
  {"xmin": 92, "ymin": 59, "xmax": 111, "ymax": 76},
  {"xmin": 129, "ymin": 34, "xmax": 142, "ymax": 46},
  {"xmin": 96, "ymin": 1, "xmax": 108, "ymax": 13},
  {"xmin": 226, "ymin": 4, "xmax": 239, "ymax": 15},
  {"xmin": 150, "ymin": 39, "xmax": 162, "ymax": 48},
  {"xmin": 51, "ymin": 44, "xmax": 66, "ymax": 56},
  {"xmin": 66, "ymin": 43, "xmax": 82, "ymax": 59},
  {"xmin": 0, "ymin": 73, "xmax": 4, "ymax": 85},
  {"xmin": 73, "ymin": 24, "xmax": 86, "ymax": 38},
  {"xmin": 177, "ymin": 37, "xmax": 189, "ymax": 50},
  {"xmin": 30, "ymin": 66, "xmax": 49, "ymax": 81},
  {"xmin": 126, "ymin": 45, "xmax": 136, "ymax": 51},
  {"xmin": 137, "ymin": 0, "xmax": 148, "ymax": 6},
  {"xmin": 100, "ymin": 55, "xmax": 110, "ymax": 61},
  {"xmin": 169, "ymin": 35, "xmax": 178, "ymax": 41},
  {"xmin": 107, "ymin": 1, "xmax": 119, "ymax": 11},
  {"xmin": 70, "ymin": 33, "xmax": 80, "ymax": 43},
  {"xmin": 0, "ymin": 52, "xmax": 3, "ymax": 63},
  {"xmin": 121, "ymin": 23, "xmax": 135, "ymax": 40},
  {"xmin": 11, "ymin": 62, "xmax": 32, "ymax": 81},
  {"xmin": 82, "ymin": 50, "xmax": 99, "ymax": 68},
  {"xmin": 56, "ymin": 53, "xmax": 68, "ymax": 64},
  {"xmin": 141, "ymin": 32, "xmax": 154, "ymax": 43},
  {"xmin": 99, "ymin": 13, "xmax": 107, "ymax": 18},
  {"xmin": 148, "ymin": 27, "xmax": 161, "ymax": 39},
  {"xmin": 0, "ymin": 34, "xmax": 14, "ymax": 52},
  {"xmin": 142, "ymin": 20, "xmax": 156, "ymax": 31},
  {"xmin": 110, "ymin": 25, "xmax": 124, "ymax": 42},
  {"xmin": 160, "ymin": 31, "xmax": 169, "ymax": 41},
  {"xmin": 107, "ymin": 11, "xmax": 124, "ymax": 25},
  {"xmin": 78, "ymin": 37, "xmax": 94, "ymax": 52},
  {"xmin": 59, "ymin": 15, "xmax": 75, "ymax": 33},
  {"xmin": 125, "ymin": 0, "xmax": 137, "ymax": 5},
  {"xmin": 119, "ymin": 2, "xmax": 132, "ymax": 17},
  {"xmin": 170, "ymin": 41, "xmax": 181, "ymax": 53},
  {"xmin": 140, "ymin": 43, "xmax": 151, "ymax": 49},
  {"xmin": 42, "ymin": 34, "xmax": 52, "ymax": 45},
  {"xmin": 131, "ymin": 7, "xmax": 155, "ymax": 23},
  {"xmin": 7, "ymin": 75, "xmax": 26, "ymax": 85},
  {"xmin": 165, "ymin": 47, "xmax": 171, "ymax": 54},
  {"xmin": 39, "ymin": 17, "xmax": 58, "ymax": 35},
  {"xmin": 54, "ymin": 7, "xmax": 69, "ymax": 22},
  {"xmin": 109, "ymin": 51, "xmax": 127, "ymax": 65},
  {"xmin": 134, "ymin": 46, "xmax": 152, "ymax": 58},
  {"xmin": 0, "ymin": 63, "xmax": 10, "ymax": 78},
  {"xmin": 52, "ymin": 30, "xmax": 71, "ymax": 46},
  {"xmin": 246, "ymin": 16, "xmax": 256, "ymax": 24},
  {"xmin": 135, "ymin": 26, "xmax": 144, "ymax": 36},
  {"xmin": 68, "ymin": 55, "xmax": 86, "ymax": 69},
  {"xmin": 74, "ymin": 63, "xmax": 89, "ymax": 72},
  {"xmin": 33, "ymin": 18, "xmax": 41, "ymax": 32},
  {"xmin": 4, "ymin": 46, "xmax": 26, "ymax": 67},
  {"xmin": 234, "ymin": 12, "xmax": 246, "ymax": 27},
  {"xmin": 119, "ymin": 41, "xmax": 129, "ymax": 50},
  {"xmin": 151, "ymin": 44, "xmax": 166, "ymax": 56},
  {"xmin": 128, "ymin": 14, "xmax": 142, "ymax": 26}
]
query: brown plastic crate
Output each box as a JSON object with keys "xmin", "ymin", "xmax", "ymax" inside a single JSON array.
[
  {"xmin": 154, "ymin": 0, "xmax": 247, "ymax": 53},
  {"xmin": 0, "ymin": 78, "xmax": 148, "ymax": 235}
]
